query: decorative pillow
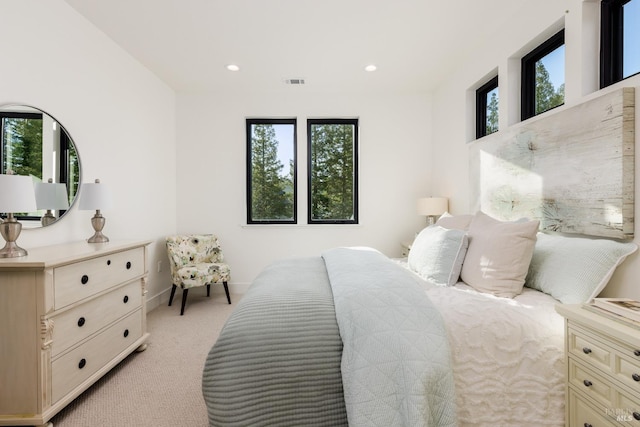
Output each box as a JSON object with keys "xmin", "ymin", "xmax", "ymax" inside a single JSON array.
[
  {"xmin": 525, "ymin": 233, "xmax": 638, "ymax": 304},
  {"xmin": 407, "ymin": 225, "xmax": 469, "ymax": 286},
  {"xmin": 436, "ymin": 212, "xmax": 474, "ymax": 231},
  {"xmin": 461, "ymin": 211, "xmax": 539, "ymax": 298}
]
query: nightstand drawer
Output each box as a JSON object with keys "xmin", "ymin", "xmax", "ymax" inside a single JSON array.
[
  {"xmin": 616, "ymin": 355, "xmax": 640, "ymax": 394},
  {"xmin": 51, "ymin": 280, "xmax": 142, "ymax": 357},
  {"xmin": 569, "ymin": 358, "xmax": 615, "ymax": 408},
  {"xmin": 51, "ymin": 309, "xmax": 143, "ymax": 403},
  {"xmin": 569, "ymin": 325, "xmax": 613, "ymax": 374},
  {"xmin": 568, "ymin": 388, "xmax": 618, "ymax": 427},
  {"xmin": 54, "ymin": 247, "xmax": 145, "ymax": 308}
]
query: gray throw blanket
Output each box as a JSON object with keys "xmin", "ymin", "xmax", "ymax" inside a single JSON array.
[{"xmin": 322, "ymin": 247, "xmax": 457, "ymax": 427}]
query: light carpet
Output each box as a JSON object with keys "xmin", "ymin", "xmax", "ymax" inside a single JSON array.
[{"xmin": 50, "ymin": 290, "xmax": 238, "ymax": 427}]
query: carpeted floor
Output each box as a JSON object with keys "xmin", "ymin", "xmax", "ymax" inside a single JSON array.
[{"xmin": 50, "ymin": 289, "xmax": 238, "ymax": 427}]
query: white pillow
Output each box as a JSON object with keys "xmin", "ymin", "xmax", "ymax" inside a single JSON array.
[
  {"xmin": 436, "ymin": 212, "xmax": 474, "ymax": 231},
  {"xmin": 525, "ymin": 233, "xmax": 638, "ymax": 304},
  {"xmin": 461, "ymin": 211, "xmax": 539, "ymax": 298},
  {"xmin": 408, "ymin": 225, "xmax": 468, "ymax": 286}
]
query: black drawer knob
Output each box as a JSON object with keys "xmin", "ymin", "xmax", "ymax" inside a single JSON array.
[
  {"xmin": 583, "ymin": 347, "xmax": 592, "ymax": 354},
  {"xmin": 634, "ymin": 412, "xmax": 640, "ymax": 421},
  {"xmin": 81, "ymin": 275, "xmax": 89, "ymax": 285},
  {"xmin": 583, "ymin": 379, "xmax": 593, "ymax": 387},
  {"xmin": 77, "ymin": 317, "xmax": 85, "ymax": 327},
  {"xmin": 78, "ymin": 358, "xmax": 86, "ymax": 369},
  {"xmin": 107, "ymin": 259, "xmax": 111, "ymax": 266},
  {"xmin": 584, "ymin": 423, "xmax": 592, "ymax": 427},
  {"xmin": 124, "ymin": 329, "xmax": 129, "ymax": 338},
  {"xmin": 126, "ymin": 261, "xmax": 132, "ymax": 269},
  {"xmin": 123, "ymin": 295, "xmax": 129, "ymax": 304},
  {"xmin": 634, "ymin": 349, "xmax": 640, "ymax": 357},
  {"xmin": 632, "ymin": 373, "xmax": 640, "ymax": 382}
]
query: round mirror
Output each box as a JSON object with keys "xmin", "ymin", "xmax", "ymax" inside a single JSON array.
[{"xmin": 0, "ymin": 104, "xmax": 81, "ymax": 228}]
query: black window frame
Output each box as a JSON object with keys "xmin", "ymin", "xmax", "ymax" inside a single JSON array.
[
  {"xmin": 246, "ymin": 118, "xmax": 297, "ymax": 225},
  {"xmin": 521, "ymin": 29, "xmax": 565, "ymax": 121},
  {"xmin": 601, "ymin": 0, "xmax": 640, "ymax": 88},
  {"xmin": 476, "ymin": 75, "xmax": 499, "ymax": 139},
  {"xmin": 307, "ymin": 118, "xmax": 359, "ymax": 225}
]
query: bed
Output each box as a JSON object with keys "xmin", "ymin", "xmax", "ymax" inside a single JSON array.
[{"xmin": 202, "ymin": 212, "xmax": 637, "ymax": 426}]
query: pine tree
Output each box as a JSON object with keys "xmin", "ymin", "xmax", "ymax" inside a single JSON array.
[{"xmin": 535, "ymin": 61, "xmax": 564, "ymax": 114}]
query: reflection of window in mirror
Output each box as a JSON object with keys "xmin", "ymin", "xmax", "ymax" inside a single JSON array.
[{"xmin": 0, "ymin": 110, "xmax": 79, "ymax": 223}]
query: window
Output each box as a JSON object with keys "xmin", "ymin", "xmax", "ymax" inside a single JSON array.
[
  {"xmin": 521, "ymin": 30, "xmax": 565, "ymax": 120},
  {"xmin": 476, "ymin": 76, "xmax": 499, "ymax": 138},
  {"xmin": 246, "ymin": 118, "xmax": 297, "ymax": 224},
  {"xmin": 307, "ymin": 119, "xmax": 358, "ymax": 224},
  {"xmin": 601, "ymin": 0, "xmax": 640, "ymax": 88}
]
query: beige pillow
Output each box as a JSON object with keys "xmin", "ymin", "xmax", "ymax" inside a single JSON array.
[
  {"xmin": 461, "ymin": 211, "xmax": 539, "ymax": 298},
  {"xmin": 436, "ymin": 211, "xmax": 474, "ymax": 231}
]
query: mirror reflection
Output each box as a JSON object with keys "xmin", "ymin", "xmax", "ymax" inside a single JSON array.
[{"xmin": 0, "ymin": 105, "xmax": 81, "ymax": 227}]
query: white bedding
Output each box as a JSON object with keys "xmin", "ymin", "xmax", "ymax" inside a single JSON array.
[{"xmin": 397, "ymin": 260, "xmax": 565, "ymax": 426}]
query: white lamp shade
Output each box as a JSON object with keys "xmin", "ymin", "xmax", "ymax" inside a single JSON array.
[
  {"xmin": 79, "ymin": 182, "xmax": 113, "ymax": 210},
  {"xmin": 417, "ymin": 197, "xmax": 448, "ymax": 216},
  {"xmin": 0, "ymin": 174, "xmax": 37, "ymax": 213},
  {"xmin": 35, "ymin": 182, "xmax": 69, "ymax": 210}
]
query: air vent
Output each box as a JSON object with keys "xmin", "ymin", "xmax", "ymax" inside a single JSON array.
[{"xmin": 284, "ymin": 78, "xmax": 305, "ymax": 85}]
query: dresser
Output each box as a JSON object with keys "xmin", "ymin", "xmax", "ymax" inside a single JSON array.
[
  {"xmin": 0, "ymin": 240, "xmax": 151, "ymax": 427},
  {"xmin": 556, "ymin": 304, "xmax": 640, "ymax": 426}
]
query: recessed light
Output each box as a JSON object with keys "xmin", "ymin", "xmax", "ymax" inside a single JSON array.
[
  {"xmin": 365, "ymin": 64, "xmax": 377, "ymax": 72},
  {"xmin": 226, "ymin": 64, "xmax": 240, "ymax": 71}
]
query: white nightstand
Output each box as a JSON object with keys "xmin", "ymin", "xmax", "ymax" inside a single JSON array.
[
  {"xmin": 400, "ymin": 241, "xmax": 413, "ymax": 257},
  {"xmin": 555, "ymin": 304, "xmax": 640, "ymax": 426}
]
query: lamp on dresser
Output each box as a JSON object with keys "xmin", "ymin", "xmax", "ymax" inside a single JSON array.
[
  {"xmin": 0, "ymin": 174, "xmax": 37, "ymax": 257},
  {"xmin": 79, "ymin": 178, "xmax": 112, "ymax": 243},
  {"xmin": 35, "ymin": 178, "xmax": 69, "ymax": 226},
  {"xmin": 417, "ymin": 197, "xmax": 448, "ymax": 225}
]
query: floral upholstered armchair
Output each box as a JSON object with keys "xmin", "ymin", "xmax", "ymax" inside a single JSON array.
[{"xmin": 165, "ymin": 234, "xmax": 231, "ymax": 315}]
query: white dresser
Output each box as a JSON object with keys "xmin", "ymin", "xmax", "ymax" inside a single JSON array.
[
  {"xmin": 0, "ymin": 240, "xmax": 151, "ymax": 427},
  {"xmin": 556, "ymin": 304, "xmax": 640, "ymax": 427}
]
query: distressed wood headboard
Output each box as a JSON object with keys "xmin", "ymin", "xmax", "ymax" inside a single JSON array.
[{"xmin": 469, "ymin": 87, "xmax": 635, "ymax": 239}]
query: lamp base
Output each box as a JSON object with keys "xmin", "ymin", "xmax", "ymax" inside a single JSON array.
[
  {"xmin": 0, "ymin": 218, "xmax": 28, "ymax": 258},
  {"xmin": 87, "ymin": 211, "xmax": 109, "ymax": 243}
]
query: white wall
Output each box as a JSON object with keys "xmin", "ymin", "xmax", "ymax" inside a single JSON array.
[
  {"xmin": 431, "ymin": 0, "xmax": 640, "ymax": 300},
  {"xmin": 0, "ymin": 0, "xmax": 177, "ymax": 308},
  {"xmin": 176, "ymin": 91, "xmax": 433, "ymax": 288}
]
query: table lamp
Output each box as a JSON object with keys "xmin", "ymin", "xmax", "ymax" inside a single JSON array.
[
  {"xmin": 0, "ymin": 174, "xmax": 37, "ymax": 257},
  {"xmin": 35, "ymin": 178, "xmax": 69, "ymax": 226},
  {"xmin": 417, "ymin": 197, "xmax": 448, "ymax": 225},
  {"xmin": 79, "ymin": 179, "xmax": 112, "ymax": 243}
]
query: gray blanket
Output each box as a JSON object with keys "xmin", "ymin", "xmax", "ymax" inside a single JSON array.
[
  {"xmin": 202, "ymin": 249, "xmax": 457, "ymax": 426},
  {"xmin": 323, "ymin": 248, "xmax": 457, "ymax": 427}
]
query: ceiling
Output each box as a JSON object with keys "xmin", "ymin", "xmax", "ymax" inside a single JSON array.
[{"xmin": 63, "ymin": 0, "xmax": 527, "ymax": 94}]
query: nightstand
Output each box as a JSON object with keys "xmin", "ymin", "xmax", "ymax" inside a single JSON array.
[
  {"xmin": 555, "ymin": 304, "xmax": 640, "ymax": 426},
  {"xmin": 400, "ymin": 240, "xmax": 413, "ymax": 257}
]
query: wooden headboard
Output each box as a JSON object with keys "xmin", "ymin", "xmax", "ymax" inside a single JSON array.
[{"xmin": 469, "ymin": 87, "xmax": 635, "ymax": 239}]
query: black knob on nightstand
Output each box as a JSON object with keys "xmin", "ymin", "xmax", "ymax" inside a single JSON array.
[
  {"xmin": 634, "ymin": 349, "xmax": 640, "ymax": 357},
  {"xmin": 81, "ymin": 275, "xmax": 89, "ymax": 285},
  {"xmin": 123, "ymin": 329, "xmax": 129, "ymax": 338},
  {"xmin": 582, "ymin": 347, "xmax": 592, "ymax": 354},
  {"xmin": 126, "ymin": 261, "xmax": 132, "ymax": 269},
  {"xmin": 583, "ymin": 379, "xmax": 593, "ymax": 387},
  {"xmin": 78, "ymin": 358, "xmax": 86, "ymax": 369},
  {"xmin": 634, "ymin": 412, "xmax": 640, "ymax": 421},
  {"xmin": 632, "ymin": 373, "xmax": 640, "ymax": 382},
  {"xmin": 123, "ymin": 295, "xmax": 129, "ymax": 304},
  {"xmin": 77, "ymin": 317, "xmax": 85, "ymax": 327}
]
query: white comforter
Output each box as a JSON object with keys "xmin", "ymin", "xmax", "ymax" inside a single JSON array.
[{"xmin": 396, "ymin": 260, "xmax": 565, "ymax": 426}]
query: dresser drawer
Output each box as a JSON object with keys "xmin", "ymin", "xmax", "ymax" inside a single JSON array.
[
  {"xmin": 569, "ymin": 358, "xmax": 615, "ymax": 408},
  {"xmin": 569, "ymin": 325, "xmax": 613, "ymax": 374},
  {"xmin": 51, "ymin": 309, "xmax": 143, "ymax": 403},
  {"xmin": 50, "ymin": 280, "xmax": 142, "ymax": 357},
  {"xmin": 615, "ymin": 353, "xmax": 640, "ymax": 394},
  {"xmin": 53, "ymin": 247, "xmax": 145, "ymax": 309},
  {"xmin": 568, "ymin": 388, "xmax": 618, "ymax": 427}
]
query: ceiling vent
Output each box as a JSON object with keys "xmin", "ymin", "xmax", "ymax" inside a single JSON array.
[{"xmin": 284, "ymin": 78, "xmax": 305, "ymax": 85}]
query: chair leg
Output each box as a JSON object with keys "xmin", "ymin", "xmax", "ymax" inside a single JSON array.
[
  {"xmin": 223, "ymin": 281, "xmax": 231, "ymax": 304},
  {"xmin": 206, "ymin": 284, "xmax": 211, "ymax": 297},
  {"xmin": 168, "ymin": 284, "xmax": 177, "ymax": 306},
  {"xmin": 180, "ymin": 289, "xmax": 189, "ymax": 315}
]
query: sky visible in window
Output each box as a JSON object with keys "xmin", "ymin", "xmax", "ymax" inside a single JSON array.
[
  {"xmin": 273, "ymin": 124, "xmax": 294, "ymax": 177},
  {"xmin": 539, "ymin": 44, "xmax": 565, "ymax": 91},
  {"xmin": 624, "ymin": 0, "xmax": 640, "ymax": 78}
]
